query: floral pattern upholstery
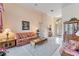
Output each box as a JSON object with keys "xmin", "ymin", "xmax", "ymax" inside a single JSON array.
[
  {"xmin": 60, "ymin": 40, "xmax": 79, "ymax": 56},
  {"xmin": 15, "ymin": 32, "xmax": 37, "ymax": 46}
]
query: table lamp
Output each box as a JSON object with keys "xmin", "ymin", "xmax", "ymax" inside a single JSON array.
[{"xmin": 3, "ymin": 28, "xmax": 11, "ymax": 40}]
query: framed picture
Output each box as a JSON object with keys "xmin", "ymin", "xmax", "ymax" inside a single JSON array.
[{"xmin": 22, "ymin": 21, "xmax": 30, "ymax": 30}]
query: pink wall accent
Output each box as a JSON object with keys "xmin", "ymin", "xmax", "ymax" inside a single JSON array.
[
  {"xmin": 0, "ymin": 3, "xmax": 4, "ymax": 12},
  {"xmin": 0, "ymin": 3, "xmax": 4, "ymax": 32}
]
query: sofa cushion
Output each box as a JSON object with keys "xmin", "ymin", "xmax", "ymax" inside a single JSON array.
[
  {"xmin": 22, "ymin": 33, "xmax": 27, "ymax": 38},
  {"xmin": 16, "ymin": 32, "xmax": 37, "ymax": 39},
  {"xmin": 16, "ymin": 33, "xmax": 21, "ymax": 39},
  {"xmin": 66, "ymin": 40, "xmax": 77, "ymax": 50},
  {"xmin": 19, "ymin": 33, "xmax": 23, "ymax": 39},
  {"xmin": 75, "ymin": 42, "xmax": 79, "ymax": 49},
  {"xmin": 30, "ymin": 32, "xmax": 35, "ymax": 36},
  {"xmin": 27, "ymin": 33, "xmax": 30, "ymax": 37}
]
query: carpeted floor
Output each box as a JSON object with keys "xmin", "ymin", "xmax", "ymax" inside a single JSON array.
[{"xmin": 6, "ymin": 37, "xmax": 61, "ymax": 56}]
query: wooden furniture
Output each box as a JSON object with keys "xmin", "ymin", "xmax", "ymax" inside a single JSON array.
[
  {"xmin": 0, "ymin": 39, "xmax": 16, "ymax": 48},
  {"xmin": 62, "ymin": 18, "xmax": 79, "ymax": 56},
  {"xmin": 61, "ymin": 51, "xmax": 74, "ymax": 56},
  {"xmin": 30, "ymin": 38, "xmax": 47, "ymax": 47},
  {"xmin": 64, "ymin": 18, "xmax": 79, "ymax": 41}
]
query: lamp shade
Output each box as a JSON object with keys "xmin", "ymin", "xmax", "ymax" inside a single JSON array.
[
  {"xmin": 3, "ymin": 28, "xmax": 15, "ymax": 39},
  {"xmin": 76, "ymin": 30, "xmax": 79, "ymax": 36},
  {"xmin": 3, "ymin": 28, "xmax": 11, "ymax": 34}
]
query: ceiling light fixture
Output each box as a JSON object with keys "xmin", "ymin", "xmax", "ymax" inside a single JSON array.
[
  {"xmin": 50, "ymin": 10, "xmax": 54, "ymax": 12},
  {"xmin": 34, "ymin": 4, "xmax": 38, "ymax": 6}
]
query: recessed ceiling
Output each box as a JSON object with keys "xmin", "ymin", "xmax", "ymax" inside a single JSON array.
[{"xmin": 20, "ymin": 3, "xmax": 72, "ymax": 17}]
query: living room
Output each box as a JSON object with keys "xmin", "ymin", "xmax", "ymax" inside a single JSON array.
[
  {"xmin": 0, "ymin": 3, "xmax": 63, "ymax": 56},
  {"xmin": 1, "ymin": 3, "xmax": 79, "ymax": 56}
]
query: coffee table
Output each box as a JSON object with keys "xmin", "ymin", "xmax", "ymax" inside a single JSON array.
[{"xmin": 30, "ymin": 38, "xmax": 47, "ymax": 47}]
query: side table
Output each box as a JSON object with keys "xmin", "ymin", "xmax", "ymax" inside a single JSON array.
[{"xmin": 0, "ymin": 39, "xmax": 16, "ymax": 48}]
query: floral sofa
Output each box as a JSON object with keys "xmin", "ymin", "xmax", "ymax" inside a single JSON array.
[
  {"xmin": 60, "ymin": 40, "xmax": 79, "ymax": 56},
  {"xmin": 15, "ymin": 32, "xmax": 37, "ymax": 46}
]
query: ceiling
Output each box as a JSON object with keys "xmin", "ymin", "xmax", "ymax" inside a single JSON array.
[{"xmin": 20, "ymin": 3, "xmax": 72, "ymax": 17}]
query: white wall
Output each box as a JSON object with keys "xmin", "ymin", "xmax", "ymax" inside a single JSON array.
[
  {"xmin": 39, "ymin": 13, "xmax": 56, "ymax": 37},
  {"xmin": 3, "ymin": 4, "xmax": 42, "ymax": 32},
  {"xmin": 2, "ymin": 3, "xmax": 63, "ymax": 38},
  {"xmin": 62, "ymin": 4, "xmax": 79, "ymax": 21}
]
